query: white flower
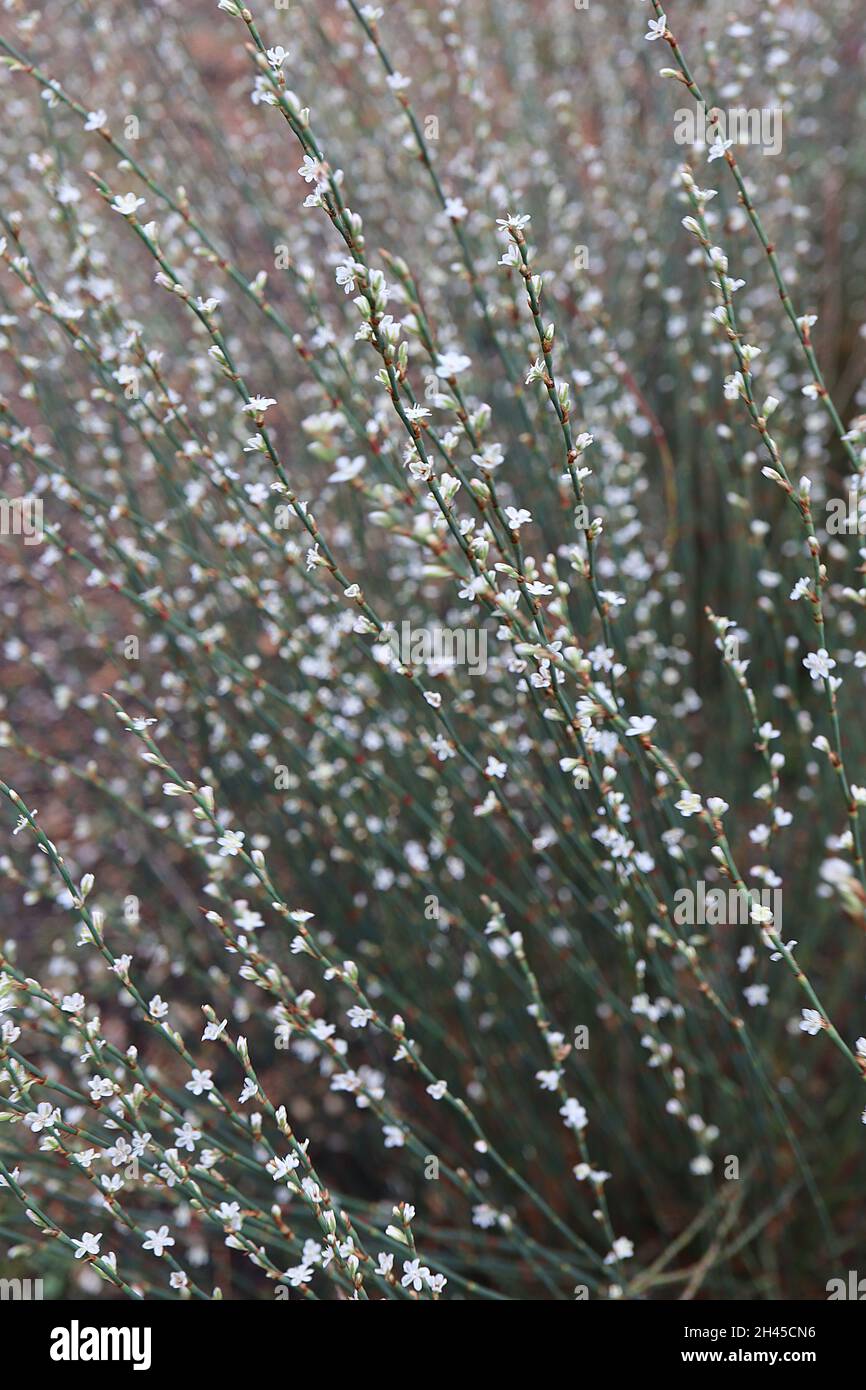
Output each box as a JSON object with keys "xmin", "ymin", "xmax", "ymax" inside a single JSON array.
[
  {"xmin": 743, "ymin": 984, "xmax": 769, "ymax": 1007},
  {"xmin": 706, "ymin": 797, "xmax": 729, "ymax": 817},
  {"xmin": 174, "ymin": 1122, "xmax": 201, "ymax": 1153},
  {"xmin": 803, "ymin": 649, "xmax": 836, "ymax": 682},
  {"xmin": 674, "ymin": 791, "xmax": 702, "ymax": 818},
  {"xmin": 749, "ymin": 903, "xmax": 774, "ymax": 925},
  {"xmin": 708, "ymin": 136, "xmax": 734, "ymax": 162},
  {"xmin": 111, "ymin": 192, "xmax": 145, "ymax": 216},
  {"xmin": 559, "ymin": 1097, "xmax": 588, "ymax": 1131},
  {"xmin": 426, "ymin": 1080, "xmax": 448, "ymax": 1100},
  {"xmin": 604, "ymin": 1236, "xmax": 634, "ymax": 1263},
  {"xmin": 298, "ymin": 155, "xmax": 324, "ymax": 184},
  {"xmin": 645, "ymin": 14, "xmax": 667, "ymax": 41},
  {"xmin": 335, "ymin": 263, "xmax": 360, "ymax": 295},
  {"xmin": 142, "ymin": 1225, "xmax": 175, "ymax": 1257},
  {"xmin": 186, "ymin": 1068, "xmax": 214, "ymax": 1096},
  {"xmin": 217, "ymin": 1201, "xmax": 242, "ymax": 1231},
  {"xmin": 217, "ymin": 828, "xmax": 245, "ymax": 857},
  {"xmin": 401, "ymin": 1258, "xmax": 430, "ymax": 1290},
  {"xmin": 24, "ymin": 1100, "xmax": 60, "ymax": 1134},
  {"xmin": 624, "ymin": 715, "xmax": 656, "ymax": 737},
  {"xmin": 496, "ymin": 212, "xmax": 531, "ymax": 231},
  {"xmin": 268, "ymin": 1153, "xmax": 300, "ymax": 1181},
  {"xmin": 435, "ymin": 351, "xmax": 471, "ymax": 378},
  {"xmin": 73, "ymin": 1232, "xmax": 102, "ymax": 1260},
  {"xmin": 799, "ymin": 1009, "xmax": 823, "ymax": 1037}
]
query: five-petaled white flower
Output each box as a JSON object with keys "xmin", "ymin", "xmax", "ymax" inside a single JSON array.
[
  {"xmin": 803, "ymin": 649, "xmax": 835, "ymax": 682},
  {"xmin": 111, "ymin": 192, "xmax": 145, "ymax": 216}
]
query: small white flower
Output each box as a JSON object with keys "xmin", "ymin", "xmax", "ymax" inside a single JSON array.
[
  {"xmin": 401, "ymin": 1258, "xmax": 430, "ymax": 1290},
  {"xmin": 435, "ymin": 351, "xmax": 471, "ymax": 378},
  {"xmin": 111, "ymin": 192, "xmax": 145, "ymax": 216},
  {"xmin": 708, "ymin": 136, "xmax": 734, "ymax": 162},
  {"xmin": 803, "ymin": 649, "xmax": 836, "ymax": 682},
  {"xmin": 559, "ymin": 1097, "xmax": 588, "ymax": 1131},
  {"xmin": 743, "ymin": 984, "xmax": 769, "ymax": 1008},
  {"xmin": 624, "ymin": 715, "xmax": 656, "ymax": 737},
  {"xmin": 73, "ymin": 1232, "xmax": 102, "ymax": 1260},
  {"xmin": 186, "ymin": 1068, "xmax": 214, "ymax": 1096},
  {"xmin": 799, "ymin": 1009, "xmax": 824, "ymax": 1037},
  {"xmin": 749, "ymin": 903, "xmax": 774, "ymax": 925},
  {"xmin": 217, "ymin": 828, "xmax": 245, "ymax": 857},
  {"xmin": 604, "ymin": 1236, "xmax": 634, "ymax": 1263},
  {"xmin": 142, "ymin": 1225, "xmax": 175, "ymax": 1257}
]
